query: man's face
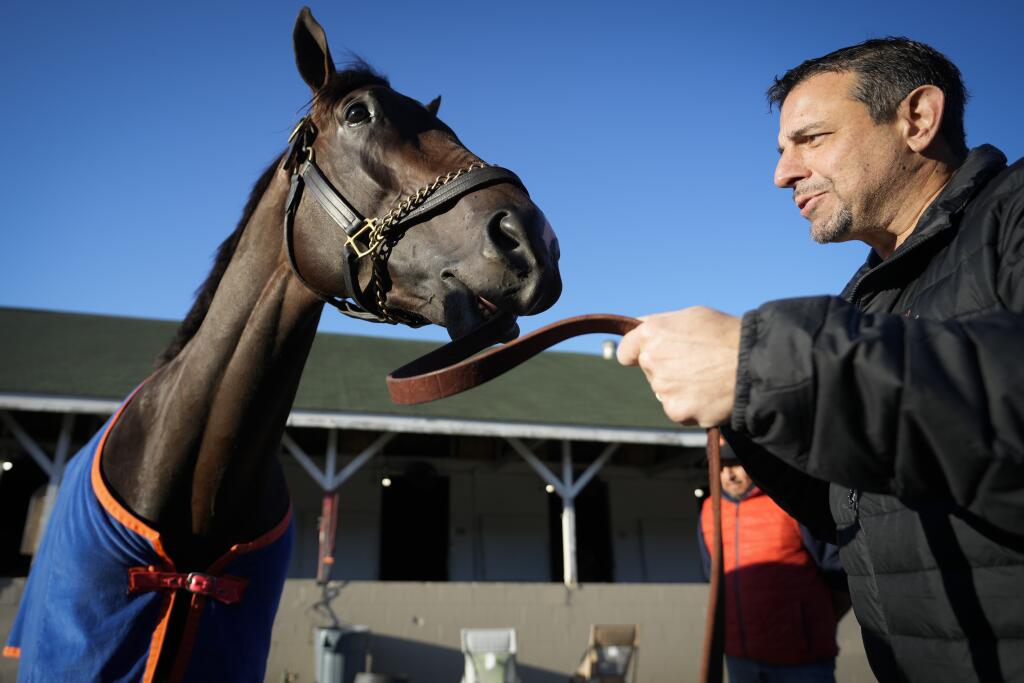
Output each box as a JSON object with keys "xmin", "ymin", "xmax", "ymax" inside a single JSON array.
[
  {"xmin": 774, "ymin": 71, "xmax": 908, "ymax": 244},
  {"xmin": 720, "ymin": 463, "xmax": 752, "ymax": 498}
]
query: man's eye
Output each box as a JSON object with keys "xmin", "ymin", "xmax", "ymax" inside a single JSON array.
[{"xmin": 344, "ymin": 102, "xmax": 371, "ymax": 125}]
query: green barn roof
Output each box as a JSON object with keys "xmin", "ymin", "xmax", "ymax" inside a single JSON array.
[{"xmin": 0, "ymin": 308, "xmax": 700, "ymax": 445}]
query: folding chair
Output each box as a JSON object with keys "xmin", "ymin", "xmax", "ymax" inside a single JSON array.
[
  {"xmin": 460, "ymin": 628, "xmax": 520, "ymax": 683},
  {"xmin": 571, "ymin": 624, "xmax": 639, "ymax": 683}
]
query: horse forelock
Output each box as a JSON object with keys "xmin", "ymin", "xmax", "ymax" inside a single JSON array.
[{"xmin": 311, "ymin": 61, "xmax": 390, "ymax": 121}]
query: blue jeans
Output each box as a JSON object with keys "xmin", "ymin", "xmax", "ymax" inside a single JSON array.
[{"xmin": 725, "ymin": 656, "xmax": 836, "ymax": 683}]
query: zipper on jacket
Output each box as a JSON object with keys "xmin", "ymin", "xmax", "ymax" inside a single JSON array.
[
  {"xmin": 847, "ymin": 488, "xmax": 860, "ymax": 514},
  {"xmin": 846, "ymin": 225, "xmax": 938, "ymax": 305}
]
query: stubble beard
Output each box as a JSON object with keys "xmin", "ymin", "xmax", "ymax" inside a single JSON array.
[
  {"xmin": 797, "ymin": 179, "xmax": 856, "ymax": 244},
  {"xmin": 811, "ymin": 201, "xmax": 854, "ymax": 244}
]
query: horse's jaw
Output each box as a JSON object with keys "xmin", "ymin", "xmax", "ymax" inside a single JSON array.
[{"xmin": 439, "ymin": 273, "xmax": 522, "ymax": 341}]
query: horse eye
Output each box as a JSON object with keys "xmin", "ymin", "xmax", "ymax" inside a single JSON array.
[{"xmin": 344, "ymin": 102, "xmax": 371, "ymax": 125}]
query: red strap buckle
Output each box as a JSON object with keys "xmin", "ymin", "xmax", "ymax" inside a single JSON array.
[{"xmin": 128, "ymin": 567, "xmax": 248, "ymax": 605}]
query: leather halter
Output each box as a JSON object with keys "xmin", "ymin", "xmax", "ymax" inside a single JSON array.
[{"xmin": 282, "ymin": 116, "xmax": 528, "ymax": 325}]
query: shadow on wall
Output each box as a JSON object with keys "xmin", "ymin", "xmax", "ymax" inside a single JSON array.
[
  {"xmin": 310, "ymin": 582, "xmax": 570, "ymax": 682},
  {"xmin": 366, "ymin": 634, "xmax": 568, "ymax": 683}
]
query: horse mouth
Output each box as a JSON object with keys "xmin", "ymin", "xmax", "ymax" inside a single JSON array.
[{"xmin": 441, "ymin": 273, "xmax": 521, "ymax": 341}]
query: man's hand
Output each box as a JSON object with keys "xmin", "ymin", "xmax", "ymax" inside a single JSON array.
[{"xmin": 616, "ymin": 306, "xmax": 741, "ymax": 426}]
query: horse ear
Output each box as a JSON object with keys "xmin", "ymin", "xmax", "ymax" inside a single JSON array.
[
  {"xmin": 426, "ymin": 96, "xmax": 442, "ymax": 116},
  {"xmin": 293, "ymin": 7, "xmax": 336, "ymax": 92}
]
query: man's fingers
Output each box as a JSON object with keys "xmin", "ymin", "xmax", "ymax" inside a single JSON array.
[
  {"xmin": 616, "ymin": 326, "xmax": 644, "ymax": 366},
  {"xmin": 616, "ymin": 307, "xmax": 738, "ymax": 426}
]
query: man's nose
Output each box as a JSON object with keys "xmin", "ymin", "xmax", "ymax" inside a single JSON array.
[{"xmin": 774, "ymin": 149, "xmax": 808, "ymax": 189}]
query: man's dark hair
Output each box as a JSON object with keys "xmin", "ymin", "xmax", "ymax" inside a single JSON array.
[{"xmin": 767, "ymin": 37, "xmax": 969, "ymax": 158}]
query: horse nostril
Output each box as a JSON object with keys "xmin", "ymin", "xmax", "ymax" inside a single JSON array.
[{"xmin": 486, "ymin": 211, "xmax": 524, "ymax": 256}]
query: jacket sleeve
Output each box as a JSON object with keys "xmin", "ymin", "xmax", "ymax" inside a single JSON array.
[
  {"xmin": 730, "ymin": 247, "xmax": 1024, "ymax": 538},
  {"xmin": 723, "ymin": 428, "xmax": 837, "ymax": 543}
]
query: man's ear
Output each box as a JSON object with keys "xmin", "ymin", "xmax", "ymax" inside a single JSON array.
[
  {"xmin": 900, "ymin": 84, "xmax": 945, "ymax": 153},
  {"xmin": 426, "ymin": 96, "xmax": 442, "ymax": 116},
  {"xmin": 293, "ymin": 7, "xmax": 336, "ymax": 92}
]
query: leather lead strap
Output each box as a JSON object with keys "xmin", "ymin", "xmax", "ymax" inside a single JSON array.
[
  {"xmin": 701, "ymin": 427, "xmax": 725, "ymax": 683},
  {"xmin": 386, "ymin": 314, "xmax": 726, "ymax": 679},
  {"xmin": 387, "ymin": 314, "xmax": 638, "ymax": 404}
]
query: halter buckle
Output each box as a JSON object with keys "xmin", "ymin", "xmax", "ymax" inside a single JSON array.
[{"xmin": 346, "ymin": 219, "xmax": 377, "ymax": 258}]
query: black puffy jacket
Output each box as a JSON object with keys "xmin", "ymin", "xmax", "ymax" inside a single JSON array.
[{"xmin": 726, "ymin": 146, "xmax": 1024, "ymax": 682}]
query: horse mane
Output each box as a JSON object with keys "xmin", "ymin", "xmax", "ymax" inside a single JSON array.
[
  {"xmin": 155, "ymin": 63, "xmax": 389, "ymax": 368},
  {"xmin": 155, "ymin": 155, "xmax": 282, "ymax": 368}
]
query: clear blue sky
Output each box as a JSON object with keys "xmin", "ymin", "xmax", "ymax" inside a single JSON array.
[{"xmin": 3, "ymin": 0, "xmax": 1022, "ymax": 353}]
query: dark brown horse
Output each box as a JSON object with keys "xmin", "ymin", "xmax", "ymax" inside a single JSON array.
[{"xmin": 9, "ymin": 7, "xmax": 560, "ymax": 681}]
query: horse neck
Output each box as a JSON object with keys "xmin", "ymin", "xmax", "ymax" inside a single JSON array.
[{"xmin": 105, "ymin": 164, "xmax": 325, "ymax": 559}]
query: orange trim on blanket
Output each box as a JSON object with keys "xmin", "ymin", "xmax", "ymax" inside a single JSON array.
[
  {"xmin": 87, "ymin": 383, "xmax": 178, "ymax": 683},
  {"xmin": 160, "ymin": 503, "xmax": 292, "ymax": 681},
  {"xmin": 89, "ymin": 385, "xmax": 174, "ymax": 566},
  {"xmin": 2, "ymin": 645, "xmax": 20, "ymax": 659},
  {"xmin": 86, "ymin": 383, "xmax": 292, "ymax": 682},
  {"xmin": 142, "ymin": 592, "xmax": 176, "ymax": 683}
]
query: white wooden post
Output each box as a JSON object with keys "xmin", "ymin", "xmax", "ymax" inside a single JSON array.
[
  {"xmin": 560, "ymin": 440, "xmax": 578, "ymax": 587},
  {"xmin": 281, "ymin": 430, "xmax": 395, "ymax": 492},
  {"xmin": 507, "ymin": 437, "xmax": 620, "ymax": 588},
  {"xmin": 280, "ymin": 429, "xmax": 395, "ymax": 583},
  {"xmin": 325, "ymin": 428, "xmax": 337, "ymax": 488},
  {"xmin": 330, "ymin": 433, "xmax": 393, "ymax": 490},
  {"xmin": 39, "ymin": 413, "xmax": 74, "ymax": 534}
]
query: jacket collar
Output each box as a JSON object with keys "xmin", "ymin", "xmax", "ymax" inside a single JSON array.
[
  {"xmin": 889, "ymin": 144, "xmax": 1006, "ymax": 256},
  {"xmin": 842, "ymin": 145, "xmax": 1007, "ymax": 300},
  {"xmin": 723, "ymin": 485, "xmax": 762, "ymax": 504}
]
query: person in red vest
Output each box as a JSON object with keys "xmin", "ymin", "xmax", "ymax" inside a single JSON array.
[{"xmin": 698, "ymin": 442, "xmax": 850, "ymax": 682}]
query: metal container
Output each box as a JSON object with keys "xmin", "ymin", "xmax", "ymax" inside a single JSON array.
[{"xmin": 315, "ymin": 625, "xmax": 370, "ymax": 683}]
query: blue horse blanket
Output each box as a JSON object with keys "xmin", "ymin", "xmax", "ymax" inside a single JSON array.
[{"xmin": 4, "ymin": 396, "xmax": 294, "ymax": 682}]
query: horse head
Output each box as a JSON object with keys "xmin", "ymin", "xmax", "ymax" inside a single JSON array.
[{"xmin": 285, "ymin": 8, "xmax": 561, "ymax": 340}]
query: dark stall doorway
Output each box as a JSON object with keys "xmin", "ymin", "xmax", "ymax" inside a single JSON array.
[
  {"xmin": 548, "ymin": 478, "xmax": 614, "ymax": 583},
  {"xmin": 379, "ymin": 466, "xmax": 450, "ymax": 581},
  {"xmin": 0, "ymin": 462, "xmax": 48, "ymax": 575}
]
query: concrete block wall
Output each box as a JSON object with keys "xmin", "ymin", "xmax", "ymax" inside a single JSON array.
[{"xmin": 264, "ymin": 580, "xmax": 874, "ymax": 683}]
